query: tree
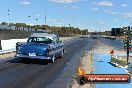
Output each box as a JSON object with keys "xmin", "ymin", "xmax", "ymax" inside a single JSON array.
[
  {"xmin": 0, "ymin": 21, "xmax": 90, "ymax": 36},
  {"xmin": 15, "ymin": 23, "xmax": 21, "ymax": 30},
  {"xmin": 1, "ymin": 22, "xmax": 8, "ymax": 25}
]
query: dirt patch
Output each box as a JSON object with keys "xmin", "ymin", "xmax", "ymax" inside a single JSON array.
[
  {"xmin": 72, "ymin": 52, "xmax": 95, "ymax": 88},
  {"xmin": 0, "ymin": 52, "xmax": 15, "ymax": 59},
  {"xmin": 59, "ymin": 37, "xmax": 78, "ymax": 43},
  {"xmin": 92, "ymin": 40, "xmax": 126, "ymax": 54}
]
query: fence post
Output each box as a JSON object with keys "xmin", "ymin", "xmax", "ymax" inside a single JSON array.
[{"xmin": 0, "ymin": 40, "xmax": 2, "ymax": 50}]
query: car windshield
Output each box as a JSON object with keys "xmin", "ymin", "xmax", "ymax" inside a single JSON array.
[{"xmin": 27, "ymin": 37, "xmax": 53, "ymax": 44}]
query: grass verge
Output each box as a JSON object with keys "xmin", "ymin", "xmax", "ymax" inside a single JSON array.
[{"xmin": 110, "ymin": 56, "xmax": 127, "ymax": 67}]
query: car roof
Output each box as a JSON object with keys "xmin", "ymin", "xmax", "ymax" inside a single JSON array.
[{"xmin": 29, "ymin": 33, "xmax": 57, "ymax": 39}]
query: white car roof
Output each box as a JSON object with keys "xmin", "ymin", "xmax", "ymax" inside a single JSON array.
[{"xmin": 29, "ymin": 33, "xmax": 57, "ymax": 40}]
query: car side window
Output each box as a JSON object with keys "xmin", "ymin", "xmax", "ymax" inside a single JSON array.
[
  {"xmin": 56, "ymin": 37, "xmax": 59, "ymax": 44},
  {"xmin": 53, "ymin": 37, "xmax": 59, "ymax": 44},
  {"xmin": 27, "ymin": 37, "xmax": 36, "ymax": 42},
  {"xmin": 53, "ymin": 37, "xmax": 56, "ymax": 44}
]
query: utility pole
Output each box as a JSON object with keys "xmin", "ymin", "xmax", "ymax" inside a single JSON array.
[
  {"xmin": 28, "ymin": 16, "xmax": 31, "ymax": 31},
  {"xmin": 8, "ymin": 10, "xmax": 11, "ymax": 30},
  {"xmin": 45, "ymin": 14, "xmax": 47, "ymax": 25},
  {"xmin": 126, "ymin": 26, "xmax": 131, "ymax": 65}
]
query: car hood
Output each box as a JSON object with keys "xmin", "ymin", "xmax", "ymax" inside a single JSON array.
[{"xmin": 19, "ymin": 43, "xmax": 49, "ymax": 56}]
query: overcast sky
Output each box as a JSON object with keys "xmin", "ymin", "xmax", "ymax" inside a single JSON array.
[{"xmin": 0, "ymin": 0, "xmax": 132, "ymax": 31}]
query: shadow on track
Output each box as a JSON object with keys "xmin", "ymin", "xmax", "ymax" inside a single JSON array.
[
  {"xmin": 107, "ymin": 62, "xmax": 121, "ymax": 68},
  {"xmin": 98, "ymin": 61, "xmax": 104, "ymax": 62},
  {"xmin": 7, "ymin": 58, "xmax": 49, "ymax": 65}
]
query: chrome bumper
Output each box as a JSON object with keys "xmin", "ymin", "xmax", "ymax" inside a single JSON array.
[{"xmin": 16, "ymin": 54, "xmax": 51, "ymax": 60}]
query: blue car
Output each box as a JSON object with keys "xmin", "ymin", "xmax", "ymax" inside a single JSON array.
[{"xmin": 16, "ymin": 33, "xmax": 65, "ymax": 63}]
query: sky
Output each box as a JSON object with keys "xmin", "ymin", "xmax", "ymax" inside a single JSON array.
[{"xmin": 0, "ymin": 0, "xmax": 132, "ymax": 32}]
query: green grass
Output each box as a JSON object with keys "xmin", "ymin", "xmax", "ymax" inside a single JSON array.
[{"xmin": 110, "ymin": 57, "xmax": 127, "ymax": 67}]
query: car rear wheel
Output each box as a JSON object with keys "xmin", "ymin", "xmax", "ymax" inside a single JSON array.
[
  {"xmin": 77, "ymin": 76, "xmax": 87, "ymax": 85},
  {"xmin": 51, "ymin": 56, "xmax": 56, "ymax": 63},
  {"xmin": 60, "ymin": 49, "xmax": 65, "ymax": 58},
  {"xmin": 17, "ymin": 58, "xmax": 23, "ymax": 63}
]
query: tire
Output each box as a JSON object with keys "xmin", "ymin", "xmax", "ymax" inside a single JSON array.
[
  {"xmin": 16, "ymin": 58, "xmax": 23, "ymax": 63},
  {"xmin": 51, "ymin": 56, "xmax": 56, "ymax": 63},
  {"xmin": 60, "ymin": 49, "xmax": 65, "ymax": 58},
  {"xmin": 77, "ymin": 76, "xmax": 87, "ymax": 85},
  {"xmin": 41, "ymin": 60, "xmax": 48, "ymax": 65}
]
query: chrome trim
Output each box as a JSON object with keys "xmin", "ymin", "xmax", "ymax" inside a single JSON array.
[{"xmin": 16, "ymin": 54, "xmax": 51, "ymax": 60}]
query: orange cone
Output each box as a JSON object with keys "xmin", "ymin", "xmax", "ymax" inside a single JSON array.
[
  {"xmin": 78, "ymin": 67, "xmax": 86, "ymax": 76},
  {"xmin": 110, "ymin": 49, "xmax": 114, "ymax": 54}
]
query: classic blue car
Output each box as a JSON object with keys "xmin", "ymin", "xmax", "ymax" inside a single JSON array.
[{"xmin": 16, "ymin": 33, "xmax": 65, "ymax": 63}]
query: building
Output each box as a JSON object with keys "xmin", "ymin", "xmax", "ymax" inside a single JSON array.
[{"xmin": 111, "ymin": 28, "xmax": 123, "ymax": 36}]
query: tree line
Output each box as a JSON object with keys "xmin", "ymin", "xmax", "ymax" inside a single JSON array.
[{"xmin": 0, "ymin": 22, "xmax": 89, "ymax": 35}]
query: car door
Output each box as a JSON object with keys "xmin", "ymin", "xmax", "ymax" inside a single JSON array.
[{"xmin": 53, "ymin": 37, "xmax": 63, "ymax": 56}]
